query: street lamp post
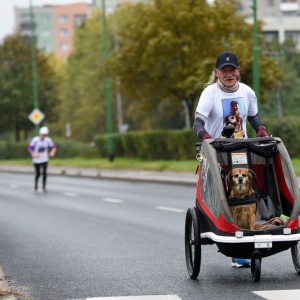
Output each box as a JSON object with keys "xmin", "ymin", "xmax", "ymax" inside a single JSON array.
[
  {"xmin": 251, "ymin": 0, "xmax": 260, "ymax": 110},
  {"xmin": 29, "ymin": 0, "xmax": 40, "ymax": 135},
  {"xmin": 101, "ymin": 0, "xmax": 114, "ymax": 161},
  {"xmin": 112, "ymin": 11, "xmax": 123, "ymax": 133}
]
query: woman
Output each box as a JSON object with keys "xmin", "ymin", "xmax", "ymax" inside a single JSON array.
[{"xmin": 28, "ymin": 126, "xmax": 56, "ymax": 193}]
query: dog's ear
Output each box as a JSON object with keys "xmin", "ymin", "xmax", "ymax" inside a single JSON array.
[
  {"xmin": 227, "ymin": 170, "xmax": 233, "ymax": 185},
  {"xmin": 248, "ymin": 169, "xmax": 257, "ymax": 180}
]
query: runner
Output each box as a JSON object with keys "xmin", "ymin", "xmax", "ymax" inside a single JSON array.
[{"xmin": 28, "ymin": 126, "xmax": 57, "ymax": 193}]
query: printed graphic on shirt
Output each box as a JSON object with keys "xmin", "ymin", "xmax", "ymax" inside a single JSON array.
[{"xmin": 221, "ymin": 97, "xmax": 245, "ymax": 138}]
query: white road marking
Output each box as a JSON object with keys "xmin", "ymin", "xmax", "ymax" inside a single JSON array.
[
  {"xmin": 253, "ymin": 290, "xmax": 300, "ymax": 300},
  {"xmin": 63, "ymin": 192, "xmax": 78, "ymax": 197},
  {"xmin": 155, "ymin": 206, "xmax": 185, "ymax": 213},
  {"xmin": 86, "ymin": 295, "xmax": 182, "ymax": 300},
  {"xmin": 102, "ymin": 198, "xmax": 123, "ymax": 203},
  {"xmin": 10, "ymin": 184, "xmax": 19, "ymax": 188}
]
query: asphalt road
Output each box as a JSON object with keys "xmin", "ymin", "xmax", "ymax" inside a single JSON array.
[{"xmin": 0, "ymin": 173, "xmax": 300, "ymax": 300}]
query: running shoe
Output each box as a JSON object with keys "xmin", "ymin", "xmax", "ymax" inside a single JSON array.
[{"xmin": 231, "ymin": 257, "xmax": 251, "ymax": 268}]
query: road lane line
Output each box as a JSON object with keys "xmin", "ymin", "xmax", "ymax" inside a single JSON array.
[
  {"xmin": 102, "ymin": 198, "xmax": 123, "ymax": 203},
  {"xmin": 85, "ymin": 296, "xmax": 182, "ymax": 300},
  {"xmin": 155, "ymin": 206, "xmax": 185, "ymax": 213},
  {"xmin": 253, "ymin": 290, "xmax": 300, "ymax": 300},
  {"xmin": 63, "ymin": 192, "xmax": 78, "ymax": 197},
  {"xmin": 9, "ymin": 184, "xmax": 19, "ymax": 189}
]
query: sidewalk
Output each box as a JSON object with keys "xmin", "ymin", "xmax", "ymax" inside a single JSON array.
[
  {"xmin": 1, "ymin": 164, "xmax": 300, "ymax": 188},
  {"xmin": 0, "ymin": 165, "xmax": 197, "ymax": 186}
]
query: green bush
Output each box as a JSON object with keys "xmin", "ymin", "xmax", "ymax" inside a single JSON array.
[
  {"xmin": 262, "ymin": 117, "xmax": 300, "ymax": 158},
  {"xmin": 0, "ymin": 141, "xmax": 9, "ymax": 159},
  {"xmin": 95, "ymin": 130, "xmax": 199, "ymax": 160},
  {"xmin": 2, "ymin": 119, "xmax": 300, "ymax": 161},
  {"xmin": 0, "ymin": 140, "xmax": 99, "ymax": 160}
]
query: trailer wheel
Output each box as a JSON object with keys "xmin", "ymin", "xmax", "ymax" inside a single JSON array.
[
  {"xmin": 185, "ymin": 207, "xmax": 201, "ymax": 279},
  {"xmin": 291, "ymin": 242, "xmax": 300, "ymax": 275},
  {"xmin": 251, "ymin": 257, "xmax": 261, "ymax": 282}
]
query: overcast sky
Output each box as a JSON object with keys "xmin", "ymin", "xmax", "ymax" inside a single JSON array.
[{"xmin": 0, "ymin": 0, "xmax": 92, "ymax": 42}]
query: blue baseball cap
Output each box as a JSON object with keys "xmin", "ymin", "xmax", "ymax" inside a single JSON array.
[{"xmin": 215, "ymin": 51, "xmax": 239, "ymax": 69}]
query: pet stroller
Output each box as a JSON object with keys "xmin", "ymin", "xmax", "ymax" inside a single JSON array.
[{"xmin": 185, "ymin": 136, "xmax": 300, "ymax": 282}]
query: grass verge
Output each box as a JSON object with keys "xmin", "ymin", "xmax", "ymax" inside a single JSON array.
[
  {"xmin": 1, "ymin": 157, "xmax": 300, "ymax": 176},
  {"xmin": 0, "ymin": 158, "xmax": 198, "ymax": 173}
]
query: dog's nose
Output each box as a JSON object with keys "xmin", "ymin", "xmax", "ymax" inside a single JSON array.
[{"xmin": 238, "ymin": 177, "xmax": 243, "ymax": 184}]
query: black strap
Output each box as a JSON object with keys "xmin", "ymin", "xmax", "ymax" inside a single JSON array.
[
  {"xmin": 227, "ymin": 151, "xmax": 232, "ymax": 171},
  {"xmin": 265, "ymin": 157, "xmax": 279, "ymax": 217},
  {"xmin": 265, "ymin": 157, "xmax": 273, "ymax": 198},
  {"xmin": 246, "ymin": 150, "xmax": 260, "ymax": 197}
]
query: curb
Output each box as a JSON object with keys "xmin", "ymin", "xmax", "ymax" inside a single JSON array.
[
  {"xmin": 0, "ymin": 166, "xmax": 197, "ymax": 186},
  {"xmin": 0, "ymin": 267, "xmax": 17, "ymax": 300}
]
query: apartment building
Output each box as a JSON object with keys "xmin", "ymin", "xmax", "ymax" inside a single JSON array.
[
  {"xmin": 14, "ymin": 1, "xmax": 147, "ymax": 58},
  {"xmin": 54, "ymin": 3, "xmax": 90, "ymax": 58},
  {"xmin": 14, "ymin": 2, "xmax": 91, "ymax": 58},
  {"xmin": 93, "ymin": 0, "xmax": 148, "ymax": 10},
  {"xmin": 238, "ymin": 0, "xmax": 300, "ymax": 48},
  {"xmin": 15, "ymin": 5, "xmax": 55, "ymax": 54}
]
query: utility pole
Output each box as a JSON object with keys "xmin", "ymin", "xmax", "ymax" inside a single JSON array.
[
  {"xmin": 101, "ymin": 0, "xmax": 114, "ymax": 161},
  {"xmin": 29, "ymin": 0, "xmax": 40, "ymax": 135},
  {"xmin": 112, "ymin": 12, "xmax": 123, "ymax": 133},
  {"xmin": 251, "ymin": 0, "xmax": 260, "ymax": 110}
]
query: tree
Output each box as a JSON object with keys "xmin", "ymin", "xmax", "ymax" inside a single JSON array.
[
  {"xmin": 0, "ymin": 35, "xmax": 60, "ymax": 141},
  {"xmin": 109, "ymin": 0, "xmax": 283, "ymax": 125},
  {"xmin": 53, "ymin": 10, "xmax": 112, "ymax": 142},
  {"xmin": 261, "ymin": 39, "xmax": 300, "ymax": 118}
]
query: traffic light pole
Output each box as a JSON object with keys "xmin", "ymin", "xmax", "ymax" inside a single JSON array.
[
  {"xmin": 101, "ymin": 0, "xmax": 114, "ymax": 161},
  {"xmin": 29, "ymin": 0, "xmax": 40, "ymax": 135}
]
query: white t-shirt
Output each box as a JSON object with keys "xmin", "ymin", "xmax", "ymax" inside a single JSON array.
[
  {"xmin": 195, "ymin": 83, "xmax": 258, "ymax": 138},
  {"xmin": 29, "ymin": 136, "xmax": 55, "ymax": 164}
]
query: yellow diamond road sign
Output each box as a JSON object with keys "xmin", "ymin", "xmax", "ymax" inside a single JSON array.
[{"xmin": 28, "ymin": 108, "xmax": 45, "ymax": 125}]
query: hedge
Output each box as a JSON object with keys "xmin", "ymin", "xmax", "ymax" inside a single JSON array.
[{"xmin": 1, "ymin": 117, "xmax": 299, "ymax": 160}]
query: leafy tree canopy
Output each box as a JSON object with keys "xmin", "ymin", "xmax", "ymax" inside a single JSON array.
[
  {"xmin": 109, "ymin": 0, "xmax": 283, "ymax": 123},
  {"xmin": 261, "ymin": 39, "xmax": 300, "ymax": 118},
  {"xmin": 0, "ymin": 35, "xmax": 60, "ymax": 141},
  {"xmin": 53, "ymin": 10, "xmax": 112, "ymax": 142}
]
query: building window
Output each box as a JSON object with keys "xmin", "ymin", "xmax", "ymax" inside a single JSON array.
[
  {"xmin": 42, "ymin": 29, "xmax": 50, "ymax": 37},
  {"xmin": 20, "ymin": 29, "xmax": 32, "ymax": 36},
  {"xmin": 43, "ymin": 44, "xmax": 52, "ymax": 52},
  {"xmin": 236, "ymin": 4, "xmax": 243, "ymax": 14},
  {"xmin": 59, "ymin": 15, "xmax": 68, "ymax": 23},
  {"xmin": 282, "ymin": 11, "xmax": 298, "ymax": 16},
  {"xmin": 266, "ymin": 12, "xmax": 276, "ymax": 17},
  {"xmin": 285, "ymin": 31, "xmax": 300, "ymax": 45},
  {"xmin": 248, "ymin": 0, "xmax": 253, "ymax": 6},
  {"xmin": 60, "ymin": 42, "xmax": 69, "ymax": 51},
  {"xmin": 264, "ymin": 31, "xmax": 278, "ymax": 42},
  {"xmin": 74, "ymin": 14, "xmax": 87, "ymax": 27},
  {"xmin": 59, "ymin": 29, "xmax": 68, "ymax": 36},
  {"xmin": 268, "ymin": 0, "xmax": 274, "ymax": 6},
  {"xmin": 21, "ymin": 14, "xmax": 31, "ymax": 23},
  {"xmin": 42, "ymin": 15, "xmax": 50, "ymax": 23}
]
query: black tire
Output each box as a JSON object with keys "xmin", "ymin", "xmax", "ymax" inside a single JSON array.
[
  {"xmin": 291, "ymin": 242, "xmax": 300, "ymax": 275},
  {"xmin": 185, "ymin": 207, "xmax": 201, "ymax": 279},
  {"xmin": 251, "ymin": 257, "xmax": 261, "ymax": 282}
]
